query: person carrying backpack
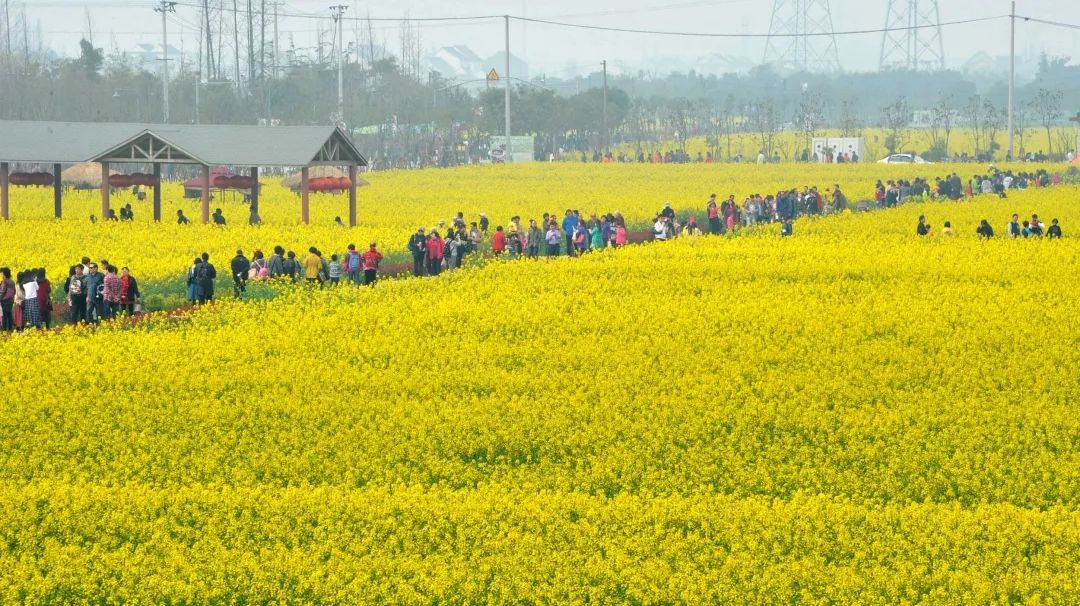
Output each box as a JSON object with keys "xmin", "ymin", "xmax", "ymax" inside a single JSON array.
[
  {"xmin": 198, "ymin": 252, "xmax": 217, "ymax": 303},
  {"xmin": 343, "ymin": 244, "xmax": 363, "ymax": 285}
]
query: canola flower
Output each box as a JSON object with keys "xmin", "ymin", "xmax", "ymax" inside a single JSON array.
[
  {"xmin": 0, "ymin": 179, "xmax": 1078, "ymax": 602},
  {"xmin": 0, "ymin": 162, "xmax": 1064, "ymax": 288}
]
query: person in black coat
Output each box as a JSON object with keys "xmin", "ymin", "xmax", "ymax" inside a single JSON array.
[
  {"xmin": 231, "ymin": 250, "xmax": 251, "ymax": 298},
  {"xmin": 407, "ymin": 227, "xmax": 428, "ymax": 277},
  {"xmin": 1047, "ymin": 219, "xmax": 1063, "ymax": 239}
]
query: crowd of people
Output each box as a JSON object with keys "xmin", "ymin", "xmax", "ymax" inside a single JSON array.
[
  {"xmin": 0, "ymin": 260, "xmax": 141, "ymax": 331},
  {"xmin": 2, "ymin": 166, "xmax": 1070, "ymax": 333},
  {"xmin": 184, "ymin": 243, "xmax": 386, "ymax": 305}
]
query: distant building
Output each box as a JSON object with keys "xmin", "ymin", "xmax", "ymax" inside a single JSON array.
[
  {"xmin": 424, "ymin": 45, "xmax": 529, "ymax": 82},
  {"xmin": 121, "ymin": 42, "xmax": 183, "ymax": 73}
]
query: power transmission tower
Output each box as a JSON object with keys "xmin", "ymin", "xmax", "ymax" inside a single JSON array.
[
  {"xmin": 763, "ymin": 0, "xmax": 841, "ymax": 72},
  {"xmin": 880, "ymin": 0, "xmax": 945, "ymax": 71}
]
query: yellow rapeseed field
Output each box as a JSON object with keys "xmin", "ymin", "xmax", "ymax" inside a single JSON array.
[{"xmin": 0, "ymin": 165, "xmax": 1078, "ymax": 603}]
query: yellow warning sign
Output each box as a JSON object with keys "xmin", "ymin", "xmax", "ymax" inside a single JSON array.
[{"xmin": 486, "ymin": 68, "xmax": 499, "ymax": 81}]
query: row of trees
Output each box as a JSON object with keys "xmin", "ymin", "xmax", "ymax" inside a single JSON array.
[{"xmin": 0, "ymin": 36, "xmax": 1075, "ymax": 164}]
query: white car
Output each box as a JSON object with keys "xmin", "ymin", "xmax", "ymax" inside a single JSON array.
[{"xmin": 878, "ymin": 153, "xmax": 929, "ymax": 164}]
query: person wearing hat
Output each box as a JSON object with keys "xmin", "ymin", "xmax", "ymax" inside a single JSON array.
[
  {"xmin": 231, "ymin": 249, "xmax": 251, "ymax": 297},
  {"xmin": 407, "ymin": 227, "xmax": 428, "ymax": 277}
]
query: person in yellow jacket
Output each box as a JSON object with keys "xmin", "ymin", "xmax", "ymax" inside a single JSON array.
[{"xmin": 303, "ymin": 247, "xmax": 322, "ymax": 285}]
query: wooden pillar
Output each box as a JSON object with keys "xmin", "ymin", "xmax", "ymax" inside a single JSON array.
[
  {"xmin": 100, "ymin": 162, "xmax": 110, "ymax": 220},
  {"xmin": 0, "ymin": 162, "xmax": 9, "ymax": 221},
  {"xmin": 152, "ymin": 163, "xmax": 162, "ymax": 222},
  {"xmin": 300, "ymin": 166, "xmax": 310, "ymax": 225},
  {"xmin": 53, "ymin": 163, "xmax": 62, "ymax": 219},
  {"xmin": 200, "ymin": 165, "xmax": 210, "ymax": 224},
  {"xmin": 249, "ymin": 166, "xmax": 259, "ymax": 217},
  {"xmin": 348, "ymin": 164, "xmax": 357, "ymax": 227}
]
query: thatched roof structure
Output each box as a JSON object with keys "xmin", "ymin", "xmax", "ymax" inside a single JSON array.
[{"xmin": 61, "ymin": 162, "xmax": 117, "ymax": 188}]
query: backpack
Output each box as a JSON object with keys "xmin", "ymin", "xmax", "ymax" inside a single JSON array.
[{"xmin": 196, "ymin": 263, "xmax": 212, "ymax": 286}]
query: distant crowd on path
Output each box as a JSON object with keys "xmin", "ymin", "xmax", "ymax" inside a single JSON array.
[
  {"xmin": 3, "ymin": 166, "xmax": 1069, "ymax": 333},
  {"xmin": 185, "ymin": 243, "xmax": 385, "ymax": 305},
  {"xmin": 401, "ymin": 166, "xmax": 1069, "ymax": 276}
]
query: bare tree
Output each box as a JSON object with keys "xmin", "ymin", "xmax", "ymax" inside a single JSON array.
[
  {"xmin": 881, "ymin": 97, "xmax": 911, "ymax": 154},
  {"xmin": 966, "ymin": 96, "xmax": 985, "ymax": 157},
  {"xmin": 927, "ymin": 95, "xmax": 953, "ymax": 159},
  {"xmin": 750, "ymin": 99, "xmax": 779, "ymax": 159},
  {"xmin": 1032, "ymin": 88, "xmax": 1063, "ymax": 158},
  {"xmin": 838, "ymin": 98, "xmax": 863, "ymax": 138},
  {"xmin": 981, "ymin": 99, "xmax": 1003, "ymax": 160},
  {"xmin": 795, "ymin": 91, "xmax": 825, "ymax": 161}
]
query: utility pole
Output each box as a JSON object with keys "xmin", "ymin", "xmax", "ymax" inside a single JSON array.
[
  {"xmin": 1007, "ymin": 0, "xmax": 1016, "ymax": 160},
  {"xmin": 601, "ymin": 59, "xmax": 608, "ymax": 154},
  {"xmin": 233, "ymin": 0, "xmax": 241, "ymax": 91},
  {"xmin": 504, "ymin": 14, "xmax": 511, "ymax": 163},
  {"xmin": 202, "ymin": 0, "xmax": 215, "ymax": 81},
  {"xmin": 330, "ymin": 5, "xmax": 347, "ymax": 127},
  {"xmin": 154, "ymin": 1, "xmax": 177, "ymax": 123},
  {"xmin": 246, "ymin": 0, "xmax": 255, "ymax": 84},
  {"xmin": 272, "ymin": 1, "xmax": 280, "ymax": 78}
]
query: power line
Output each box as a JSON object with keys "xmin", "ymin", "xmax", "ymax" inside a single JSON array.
[
  {"xmin": 1016, "ymin": 15, "xmax": 1080, "ymax": 31},
  {"xmin": 514, "ymin": 14, "xmax": 1007, "ymax": 38}
]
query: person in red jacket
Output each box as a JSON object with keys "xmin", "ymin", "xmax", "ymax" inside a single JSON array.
[
  {"xmin": 36, "ymin": 268, "xmax": 53, "ymax": 329},
  {"xmin": 361, "ymin": 243, "xmax": 383, "ymax": 286},
  {"xmin": 426, "ymin": 231, "xmax": 444, "ymax": 276},
  {"xmin": 491, "ymin": 226, "xmax": 507, "ymax": 256}
]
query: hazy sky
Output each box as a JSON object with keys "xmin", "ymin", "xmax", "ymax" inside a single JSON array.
[{"xmin": 24, "ymin": 0, "xmax": 1080, "ymax": 75}]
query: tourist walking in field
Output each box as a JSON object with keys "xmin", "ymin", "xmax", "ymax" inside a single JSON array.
[
  {"xmin": 1047, "ymin": 219, "xmax": 1062, "ymax": 238},
  {"xmin": 491, "ymin": 226, "xmax": 507, "ymax": 256},
  {"xmin": 977, "ymin": 220, "xmax": 995, "ymax": 239},
  {"xmin": 65, "ymin": 265, "xmax": 87, "ymax": 324},
  {"xmin": 283, "ymin": 251, "xmax": 299, "ymax": 282},
  {"xmin": 231, "ymin": 250, "xmax": 251, "ymax": 297},
  {"xmin": 212, "ymin": 208, "xmax": 227, "ymax": 226},
  {"xmin": 303, "ymin": 248, "xmax": 322, "ymax": 285},
  {"xmin": 545, "ymin": 223, "xmax": 561, "ymax": 257},
  {"xmin": 102, "ymin": 265, "xmax": 122, "ymax": 320},
  {"xmin": 526, "ymin": 219, "xmax": 542, "ymax": 258},
  {"xmin": 427, "ymin": 230, "xmax": 445, "ymax": 276},
  {"xmin": 11, "ymin": 274, "xmax": 24, "ymax": 330},
  {"xmin": 445, "ymin": 233, "xmax": 462, "ymax": 270},
  {"xmin": 917, "ymin": 216, "xmax": 931, "ymax": 236},
  {"xmin": 198, "ymin": 253, "xmax": 217, "ymax": 303},
  {"xmin": 408, "ymin": 227, "xmax": 427, "ymax": 277},
  {"xmin": 1007, "ymin": 214, "xmax": 1022, "ymax": 238},
  {"xmin": 362, "ymin": 243, "xmax": 383, "ymax": 285},
  {"xmin": 343, "ymin": 244, "xmax": 363, "ymax": 285},
  {"xmin": 0, "ymin": 267, "xmax": 15, "ymax": 331},
  {"xmin": 36, "ymin": 269, "xmax": 53, "ymax": 328},
  {"xmin": 119, "ymin": 267, "xmax": 140, "ymax": 315},
  {"xmin": 177, "ymin": 209, "xmax": 190, "ymax": 224},
  {"xmin": 186, "ymin": 259, "xmax": 202, "ymax": 303},
  {"xmin": 267, "ymin": 246, "xmax": 285, "ymax": 278},
  {"xmin": 250, "ymin": 250, "xmax": 268, "ymax": 280},
  {"xmin": 327, "ymin": 255, "xmax": 342, "ymax": 285},
  {"xmin": 84, "ymin": 262, "xmax": 105, "ymax": 323},
  {"xmin": 614, "ymin": 223, "xmax": 628, "ymax": 247},
  {"xmin": 562, "ymin": 210, "xmax": 579, "ymax": 256},
  {"xmin": 20, "ymin": 270, "xmax": 41, "ymax": 329},
  {"xmin": 706, "ymin": 194, "xmax": 720, "ymax": 235}
]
